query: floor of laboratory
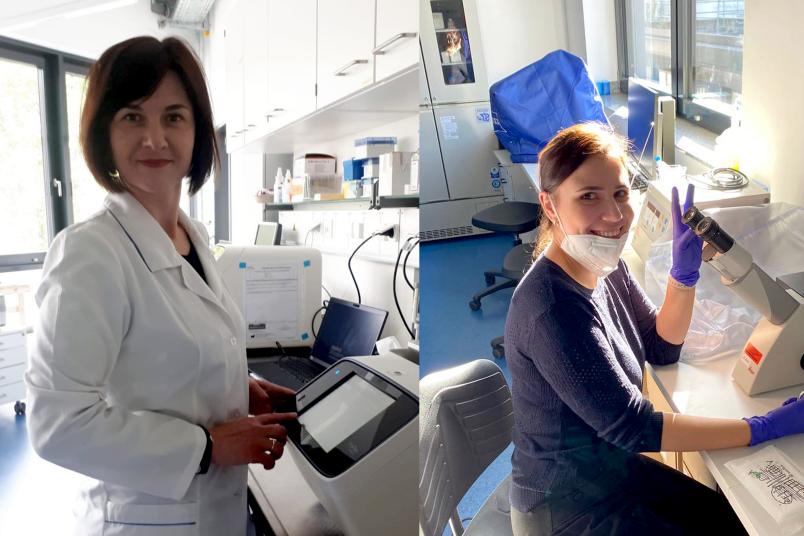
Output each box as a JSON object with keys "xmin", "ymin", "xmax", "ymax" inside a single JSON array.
[
  {"xmin": 0, "ymin": 402, "xmax": 84, "ymax": 534},
  {"xmin": 420, "ymin": 232, "xmax": 515, "ymax": 530}
]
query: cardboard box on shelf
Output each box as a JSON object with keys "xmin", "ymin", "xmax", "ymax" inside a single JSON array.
[
  {"xmin": 354, "ymin": 137, "xmax": 397, "ymax": 159},
  {"xmin": 379, "ymin": 152, "xmax": 413, "ymax": 196},
  {"xmin": 293, "ymin": 153, "xmax": 336, "ymax": 178}
]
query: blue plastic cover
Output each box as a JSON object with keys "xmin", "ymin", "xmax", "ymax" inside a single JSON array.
[{"xmin": 490, "ymin": 50, "xmax": 608, "ymax": 163}]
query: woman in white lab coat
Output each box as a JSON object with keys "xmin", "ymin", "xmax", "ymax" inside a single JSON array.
[{"xmin": 25, "ymin": 36, "xmax": 295, "ymax": 536}]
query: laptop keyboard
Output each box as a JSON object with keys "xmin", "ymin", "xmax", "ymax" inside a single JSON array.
[{"xmin": 279, "ymin": 358, "xmax": 321, "ymax": 381}]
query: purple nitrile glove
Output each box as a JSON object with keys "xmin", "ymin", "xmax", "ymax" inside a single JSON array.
[
  {"xmin": 669, "ymin": 184, "xmax": 704, "ymax": 287},
  {"xmin": 744, "ymin": 397, "xmax": 804, "ymax": 446}
]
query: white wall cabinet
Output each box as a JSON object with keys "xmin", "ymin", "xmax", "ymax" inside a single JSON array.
[
  {"xmin": 316, "ymin": 0, "xmax": 377, "ymax": 109},
  {"xmin": 224, "ymin": 0, "xmax": 245, "ymax": 151},
  {"xmin": 374, "ymin": 0, "xmax": 419, "ymax": 83},
  {"xmin": 221, "ymin": 0, "xmax": 418, "ymax": 153},
  {"xmin": 242, "ymin": 0, "xmax": 270, "ymax": 145},
  {"xmin": 265, "ymin": 0, "xmax": 318, "ymax": 131}
]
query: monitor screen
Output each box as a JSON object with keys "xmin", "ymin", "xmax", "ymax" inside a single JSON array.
[
  {"xmin": 255, "ymin": 222, "xmax": 281, "ymax": 246},
  {"xmin": 627, "ymin": 78, "xmax": 658, "ymax": 173},
  {"xmin": 311, "ymin": 298, "xmax": 388, "ymax": 365},
  {"xmin": 298, "ymin": 374, "xmax": 395, "ymax": 453}
]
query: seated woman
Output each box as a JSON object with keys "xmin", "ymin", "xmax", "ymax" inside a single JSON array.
[{"xmin": 505, "ymin": 122, "xmax": 804, "ymax": 535}]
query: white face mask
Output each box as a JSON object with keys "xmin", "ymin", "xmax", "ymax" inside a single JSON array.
[{"xmin": 549, "ymin": 194, "xmax": 629, "ymax": 278}]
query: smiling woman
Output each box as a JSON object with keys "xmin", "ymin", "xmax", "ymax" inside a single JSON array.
[
  {"xmin": 108, "ymin": 71, "xmax": 196, "ymax": 199},
  {"xmin": 25, "ymin": 36, "xmax": 297, "ymax": 536},
  {"xmin": 80, "ymin": 36, "xmax": 217, "ymax": 197}
]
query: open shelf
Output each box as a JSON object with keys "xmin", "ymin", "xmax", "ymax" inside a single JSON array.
[
  {"xmin": 376, "ymin": 194, "xmax": 419, "ymax": 209},
  {"xmin": 240, "ymin": 65, "xmax": 418, "ymax": 155},
  {"xmin": 263, "ymin": 198, "xmax": 372, "ymax": 212},
  {"xmin": 262, "ymin": 194, "xmax": 418, "ymax": 212}
]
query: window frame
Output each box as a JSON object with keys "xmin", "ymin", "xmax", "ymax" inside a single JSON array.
[
  {"xmin": 617, "ymin": 0, "xmax": 739, "ymax": 134},
  {"xmin": 0, "ymin": 36, "xmax": 92, "ymax": 273}
]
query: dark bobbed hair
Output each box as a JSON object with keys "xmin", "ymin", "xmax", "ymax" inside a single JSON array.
[
  {"xmin": 534, "ymin": 122, "xmax": 630, "ymax": 256},
  {"xmin": 80, "ymin": 36, "xmax": 218, "ymax": 195}
]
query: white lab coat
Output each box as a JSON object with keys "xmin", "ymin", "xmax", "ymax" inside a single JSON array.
[{"xmin": 25, "ymin": 191, "xmax": 250, "ymax": 536}]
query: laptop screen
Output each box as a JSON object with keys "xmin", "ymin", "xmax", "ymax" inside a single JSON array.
[{"xmin": 311, "ymin": 298, "xmax": 388, "ymax": 365}]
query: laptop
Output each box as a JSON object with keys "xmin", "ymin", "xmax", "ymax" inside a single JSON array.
[{"xmin": 249, "ymin": 297, "xmax": 389, "ymax": 390}]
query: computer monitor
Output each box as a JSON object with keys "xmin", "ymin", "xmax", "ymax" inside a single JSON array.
[
  {"xmin": 255, "ymin": 222, "xmax": 282, "ymax": 246},
  {"xmin": 216, "ymin": 245, "xmax": 322, "ymax": 349},
  {"xmin": 627, "ymin": 78, "xmax": 676, "ymax": 177},
  {"xmin": 311, "ymin": 298, "xmax": 389, "ymax": 365}
]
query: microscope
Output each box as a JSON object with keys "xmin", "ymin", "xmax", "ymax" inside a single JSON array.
[{"xmin": 683, "ymin": 207, "xmax": 804, "ymax": 395}]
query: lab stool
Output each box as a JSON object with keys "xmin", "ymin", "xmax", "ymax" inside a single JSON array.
[
  {"xmin": 469, "ymin": 202, "xmax": 540, "ymax": 359},
  {"xmin": 469, "ymin": 201, "xmax": 540, "ymax": 311}
]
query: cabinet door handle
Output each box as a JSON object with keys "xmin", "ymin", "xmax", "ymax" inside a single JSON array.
[
  {"xmin": 334, "ymin": 59, "xmax": 369, "ymax": 76},
  {"xmin": 372, "ymin": 32, "xmax": 417, "ymax": 55}
]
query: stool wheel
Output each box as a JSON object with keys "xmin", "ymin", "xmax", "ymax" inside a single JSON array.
[
  {"xmin": 14, "ymin": 401, "xmax": 26, "ymax": 416},
  {"xmin": 469, "ymin": 299, "xmax": 481, "ymax": 311}
]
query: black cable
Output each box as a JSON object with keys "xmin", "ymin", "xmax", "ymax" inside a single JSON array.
[
  {"xmin": 393, "ymin": 241, "xmax": 415, "ymax": 338},
  {"xmin": 347, "ymin": 234, "xmax": 375, "ymax": 305},
  {"xmin": 321, "ymin": 284, "xmax": 331, "ymax": 301},
  {"xmin": 402, "ymin": 237, "xmax": 419, "ymax": 290},
  {"xmin": 274, "ymin": 341, "xmax": 292, "ymax": 363},
  {"xmin": 311, "ymin": 303, "xmax": 327, "ymax": 339}
]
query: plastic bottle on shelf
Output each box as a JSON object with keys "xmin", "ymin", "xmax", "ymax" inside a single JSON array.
[
  {"xmin": 655, "ymin": 156, "xmax": 686, "ymax": 182},
  {"xmin": 273, "ymin": 168, "xmax": 283, "ymax": 203},
  {"xmin": 655, "ymin": 155, "xmax": 669, "ymax": 180},
  {"xmin": 282, "ymin": 170, "xmax": 292, "ymax": 203}
]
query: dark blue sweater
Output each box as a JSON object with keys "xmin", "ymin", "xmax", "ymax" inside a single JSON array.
[{"xmin": 504, "ymin": 255, "xmax": 682, "ymax": 513}]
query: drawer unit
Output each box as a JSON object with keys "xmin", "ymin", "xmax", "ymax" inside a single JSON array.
[
  {"xmin": 0, "ymin": 363, "xmax": 26, "ymax": 387},
  {"xmin": 0, "ymin": 329, "xmax": 28, "ymax": 414},
  {"xmin": 0, "ymin": 381, "xmax": 26, "ymax": 406},
  {"xmin": 0, "ymin": 345, "xmax": 26, "ymax": 368},
  {"xmin": 0, "ymin": 330, "xmax": 25, "ymax": 350}
]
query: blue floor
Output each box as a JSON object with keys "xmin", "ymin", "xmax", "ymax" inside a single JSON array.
[
  {"xmin": 0, "ymin": 401, "xmax": 85, "ymax": 534},
  {"xmin": 420, "ymin": 232, "xmax": 516, "ymax": 530}
]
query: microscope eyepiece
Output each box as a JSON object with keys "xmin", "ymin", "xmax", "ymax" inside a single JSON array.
[
  {"xmin": 682, "ymin": 206, "xmax": 705, "ymax": 229},
  {"xmin": 694, "ymin": 216, "xmax": 734, "ymax": 254}
]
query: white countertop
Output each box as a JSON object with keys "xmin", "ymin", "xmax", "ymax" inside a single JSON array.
[
  {"xmin": 648, "ymin": 356, "xmax": 803, "ymax": 536},
  {"xmin": 625, "ymin": 248, "xmax": 804, "ymax": 536}
]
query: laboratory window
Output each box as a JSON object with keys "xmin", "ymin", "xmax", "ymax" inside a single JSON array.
[
  {"xmin": 0, "ymin": 54, "xmax": 50, "ymax": 257},
  {"xmin": 0, "ymin": 37, "xmax": 92, "ymax": 274},
  {"xmin": 64, "ymin": 69, "xmax": 107, "ymax": 224},
  {"xmin": 619, "ymin": 0, "xmax": 744, "ymax": 133}
]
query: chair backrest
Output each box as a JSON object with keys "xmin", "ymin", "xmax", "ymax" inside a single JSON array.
[{"xmin": 419, "ymin": 359, "xmax": 514, "ymax": 536}]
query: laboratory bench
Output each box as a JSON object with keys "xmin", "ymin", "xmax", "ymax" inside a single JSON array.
[{"xmin": 623, "ymin": 248, "xmax": 804, "ymax": 536}]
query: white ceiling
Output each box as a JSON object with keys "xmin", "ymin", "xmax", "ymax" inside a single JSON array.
[
  {"xmin": 0, "ymin": 0, "xmax": 201, "ymax": 60},
  {"xmin": 0, "ymin": 1, "xmax": 140, "ymax": 31}
]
